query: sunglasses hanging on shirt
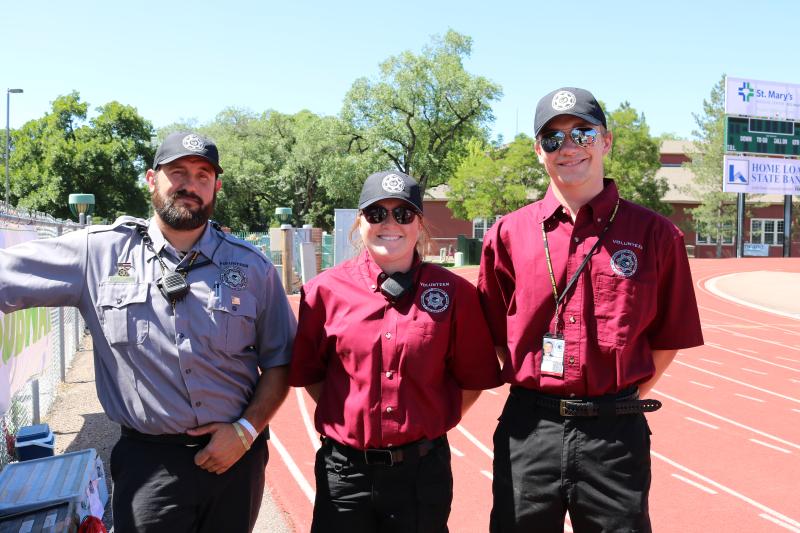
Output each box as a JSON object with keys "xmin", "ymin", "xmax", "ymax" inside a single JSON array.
[
  {"xmin": 539, "ymin": 127, "xmax": 600, "ymax": 153},
  {"xmin": 362, "ymin": 205, "xmax": 418, "ymax": 225}
]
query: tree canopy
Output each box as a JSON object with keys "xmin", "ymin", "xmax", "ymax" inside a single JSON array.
[
  {"xmin": 605, "ymin": 102, "xmax": 670, "ymax": 214},
  {"xmin": 9, "ymin": 91, "xmax": 153, "ymax": 220},
  {"xmin": 341, "ymin": 30, "xmax": 502, "ymax": 194},
  {"xmin": 447, "ymin": 134, "xmax": 548, "ymax": 221}
]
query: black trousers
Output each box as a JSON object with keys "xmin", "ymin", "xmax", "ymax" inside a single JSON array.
[
  {"xmin": 311, "ymin": 436, "xmax": 453, "ymax": 533},
  {"xmin": 491, "ymin": 389, "xmax": 652, "ymax": 533},
  {"xmin": 110, "ymin": 431, "xmax": 268, "ymax": 533}
]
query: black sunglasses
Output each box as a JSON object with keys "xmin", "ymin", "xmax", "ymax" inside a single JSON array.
[
  {"xmin": 539, "ymin": 127, "xmax": 600, "ymax": 153},
  {"xmin": 362, "ymin": 205, "xmax": 418, "ymax": 225}
]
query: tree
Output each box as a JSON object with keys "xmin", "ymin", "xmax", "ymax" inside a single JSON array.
[
  {"xmin": 684, "ymin": 75, "xmax": 737, "ymax": 258},
  {"xmin": 605, "ymin": 102, "xmax": 670, "ymax": 214},
  {"xmin": 447, "ymin": 134, "xmax": 548, "ymax": 221},
  {"xmin": 10, "ymin": 92, "xmax": 153, "ymax": 220},
  {"xmin": 341, "ymin": 30, "xmax": 502, "ymax": 195}
]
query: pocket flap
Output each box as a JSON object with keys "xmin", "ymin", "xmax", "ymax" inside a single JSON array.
[{"xmin": 98, "ymin": 282, "xmax": 149, "ymax": 308}]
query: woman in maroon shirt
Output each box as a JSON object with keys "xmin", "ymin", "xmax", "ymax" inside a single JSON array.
[{"xmin": 289, "ymin": 170, "xmax": 501, "ymax": 532}]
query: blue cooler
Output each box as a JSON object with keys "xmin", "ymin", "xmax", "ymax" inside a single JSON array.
[{"xmin": 14, "ymin": 424, "xmax": 55, "ymax": 461}]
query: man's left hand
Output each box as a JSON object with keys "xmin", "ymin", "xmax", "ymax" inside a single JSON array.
[{"xmin": 187, "ymin": 422, "xmax": 252, "ymax": 474}]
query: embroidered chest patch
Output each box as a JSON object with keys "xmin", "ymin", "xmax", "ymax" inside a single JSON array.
[
  {"xmin": 220, "ymin": 265, "xmax": 248, "ymax": 290},
  {"xmin": 610, "ymin": 249, "xmax": 638, "ymax": 278},
  {"xmin": 420, "ymin": 287, "xmax": 450, "ymax": 313}
]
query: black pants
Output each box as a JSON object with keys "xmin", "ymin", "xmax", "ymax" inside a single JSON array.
[
  {"xmin": 110, "ymin": 431, "xmax": 268, "ymax": 533},
  {"xmin": 311, "ymin": 436, "xmax": 453, "ymax": 533},
  {"xmin": 491, "ymin": 389, "xmax": 652, "ymax": 533}
]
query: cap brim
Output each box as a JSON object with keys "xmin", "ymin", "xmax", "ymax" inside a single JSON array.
[
  {"xmin": 157, "ymin": 153, "xmax": 223, "ymax": 175},
  {"xmin": 536, "ymin": 112, "xmax": 603, "ymax": 136},
  {"xmin": 358, "ymin": 195, "xmax": 422, "ymax": 213}
]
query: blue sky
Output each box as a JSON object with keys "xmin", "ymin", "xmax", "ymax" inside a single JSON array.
[{"xmin": 2, "ymin": 0, "xmax": 795, "ymax": 142}]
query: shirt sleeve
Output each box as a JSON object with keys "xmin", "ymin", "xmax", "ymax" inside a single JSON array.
[
  {"xmin": 288, "ymin": 283, "xmax": 329, "ymax": 386},
  {"xmin": 255, "ymin": 262, "xmax": 297, "ymax": 370},
  {"xmin": 0, "ymin": 230, "xmax": 87, "ymax": 312},
  {"xmin": 647, "ymin": 229, "xmax": 704, "ymax": 350},
  {"xmin": 477, "ymin": 222, "xmax": 514, "ymax": 348},
  {"xmin": 448, "ymin": 277, "xmax": 502, "ymax": 389}
]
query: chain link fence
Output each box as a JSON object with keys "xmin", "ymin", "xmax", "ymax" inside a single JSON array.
[{"xmin": 0, "ymin": 206, "xmax": 87, "ymax": 467}]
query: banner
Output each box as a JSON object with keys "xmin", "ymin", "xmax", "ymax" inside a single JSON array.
[
  {"xmin": 0, "ymin": 226, "xmax": 52, "ymax": 414},
  {"xmin": 725, "ymin": 77, "xmax": 800, "ymax": 121},
  {"xmin": 723, "ymin": 155, "xmax": 800, "ymax": 195}
]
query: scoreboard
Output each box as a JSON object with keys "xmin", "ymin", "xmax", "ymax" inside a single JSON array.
[{"xmin": 725, "ymin": 116, "xmax": 800, "ymax": 156}]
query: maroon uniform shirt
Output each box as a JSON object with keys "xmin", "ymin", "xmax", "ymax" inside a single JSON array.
[
  {"xmin": 478, "ymin": 180, "xmax": 704, "ymax": 397},
  {"xmin": 289, "ymin": 251, "xmax": 501, "ymax": 449}
]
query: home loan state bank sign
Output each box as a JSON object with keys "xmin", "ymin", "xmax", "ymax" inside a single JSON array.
[{"xmin": 724, "ymin": 76, "xmax": 800, "ymax": 195}]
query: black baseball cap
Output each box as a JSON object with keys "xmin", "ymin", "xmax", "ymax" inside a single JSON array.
[
  {"xmin": 534, "ymin": 87, "xmax": 607, "ymax": 136},
  {"xmin": 153, "ymin": 131, "xmax": 223, "ymax": 175},
  {"xmin": 358, "ymin": 171, "xmax": 423, "ymax": 213}
]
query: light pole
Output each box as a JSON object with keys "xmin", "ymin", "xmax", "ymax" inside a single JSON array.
[{"xmin": 5, "ymin": 88, "xmax": 23, "ymax": 211}]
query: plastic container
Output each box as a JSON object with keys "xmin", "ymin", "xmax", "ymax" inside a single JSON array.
[
  {"xmin": 0, "ymin": 501, "xmax": 77, "ymax": 533},
  {"xmin": 14, "ymin": 424, "xmax": 55, "ymax": 461},
  {"xmin": 0, "ymin": 449, "xmax": 107, "ymax": 527}
]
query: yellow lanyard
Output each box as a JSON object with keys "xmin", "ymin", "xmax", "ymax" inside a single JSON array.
[{"xmin": 541, "ymin": 199, "xmax": 620, "ymax": 332}]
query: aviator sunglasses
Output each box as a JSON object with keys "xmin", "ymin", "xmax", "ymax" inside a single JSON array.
[
  {"xmin": 362, "ymin": 204, "xmax": 419, "ymax": 225},
  {"xmin": 539, "ymin": 127, "xmax": 601, "ymax": 153}
]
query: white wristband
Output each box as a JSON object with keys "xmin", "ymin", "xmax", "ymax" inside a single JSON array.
[{"xmin": 237, "ymin": 417, "xmax": 258, "ymax": 440}]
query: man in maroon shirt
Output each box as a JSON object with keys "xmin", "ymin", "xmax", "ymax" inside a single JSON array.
[{"xmin": 478, "ymin": 87, "xmax": 703, "ymax": 532}]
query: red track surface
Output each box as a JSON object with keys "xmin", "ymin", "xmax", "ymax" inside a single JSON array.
[{"xmin": 267, "ymin": 258, "xmax": 800, "ymax": 532}]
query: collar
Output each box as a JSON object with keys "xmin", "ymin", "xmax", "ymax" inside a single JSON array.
[
  {"xmin": 144, "ymin": 218, "xmax": 219, "ymax": 265},
  {"xmin": 536, "ymin": 179, "xmax": 620, "ymax": 228},
  {"xmin": 356, "ymin": 250, "xmax": 424, "ymax": 292}
]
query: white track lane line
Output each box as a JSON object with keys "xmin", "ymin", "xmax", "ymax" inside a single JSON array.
[
  {"xmin": 734, "ymin": 393, "xmax": 765, "ymax": 403},
  {"xmin": 675, "ymin": 360, "xmax": 800, "ymax": 403},
  {"xmin": 457, "ymin": 424, "xmax": 494, "ymax": 459},
  {"xmin": 671, "ymin": 473, "xmax": 718, "ymax": 494},
  {"xmin": 450, "ymin": 445, "xmax": 464, "ymax": 457},
  {"xmin": 685, "ymin": 417, "xmax": 719, "ymax": 430},
  {"xmin": 759, "ymin": 513, "xmax": 800, "ymax": 533},
  {"xmin": 700, "ymin": 358, "xmax": 723, "ymax": 365},
  {"xmin": 651, "ymin": 450, "xmax": 800, "ymax": 528},
  {"xmin": 295, "ymin": 388, "xmax": 321, "ymax": 451},
  {"xmin": 740, "ymin": 349, "xmax": 758, "ymax": 354},
  {"xmin": 793, "ymin": 409, "xmax": 800, "ymax": 414},
  {"xmin": 792, "ymin": 379, "xmax": 800, "ymax": 384},
  {"xmin": 778, "ymin": 357, "xmax": 800, "ymax": 363},
  {"xmin": 697, "ymin": 303, "xmax": 800, "ymax": 337},
  {"xmin": 689, "ymin": 381, "xmax": 714, "ymax": 389},
  {"xmin": 705, "ymin": 275, "xmax": 800, "ymax": 320},
  {"xmin": 703, "ymin": 343, "xmax": 800, "ymax": 372},
  {"xmin": 653, "ymin": 389, "xmax": 800, "ymax": 450},
  {"xmin": 270, "ymin": 430, "xmax": 315, "ymax": 503},
  {"xmin": 749, "ymin": 439, "xmax": 792, "ymax": 454},
  {"xmin": 480, "ymin": 470, "xmax": 493, "ymax": 480},
  {"xmin": 662, "ymin": 373, "xmax": 672, "ymax": 377},
  {"xmin": 485, "ymin": 389, "xmax": 499, "ymax": 395},
  {"xmin": 712, "ymin": 324, "xmax": 800, "ymax": 353},
  {"xmin": 741, "ymin": 368, "xmax": 768, "ymax": 375}
]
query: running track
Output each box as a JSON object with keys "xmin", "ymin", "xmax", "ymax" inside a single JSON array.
[{"xmin": 266, "ymin": 258, "xmax": 800, "ymax": 532}]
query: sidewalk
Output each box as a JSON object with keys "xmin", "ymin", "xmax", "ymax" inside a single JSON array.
[{"xmin": 44, "ymin": 338, "xmax": 292, "ymax": 532}]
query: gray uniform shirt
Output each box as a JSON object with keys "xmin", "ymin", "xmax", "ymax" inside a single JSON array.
[{"xmin": 0, "ymin": 216, "xmax": 296, "ymax": 434}]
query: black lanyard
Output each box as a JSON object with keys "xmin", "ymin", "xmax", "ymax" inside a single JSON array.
[{"xmin": 541, "ymin": 199, "xmax": 620, "ymax": 332}]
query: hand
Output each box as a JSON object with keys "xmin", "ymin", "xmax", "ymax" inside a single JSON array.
[{"xmin": 186, "ymin": 422, "xmax": 252, "ymax": 475}]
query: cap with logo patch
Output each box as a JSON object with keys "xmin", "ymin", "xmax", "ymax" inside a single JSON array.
[
  {"xmin": 358, "ymin": 171, "xmax": 423, "ymax": 213},
  {"xmin": 153, "ymin": 131, "xmax": 223, "ymax": 175},
  {"xmin": 534, "ymin": 87, "xmax": 607, "ymax": 136}
]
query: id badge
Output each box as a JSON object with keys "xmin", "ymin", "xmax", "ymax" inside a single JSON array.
[{"xmin": 541, "ymin": 333, "xmax": 565, "ymax": 378}]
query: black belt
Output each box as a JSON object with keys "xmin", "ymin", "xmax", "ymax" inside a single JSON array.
[
  {"xmin": 120, "ymin": 426, "xmax": 211, "ymax": 447},
  {"xmin": 323, "ymin": 436, "xmax": 445, "ymax": 466},
  {"xmin": 511, "ymin": 386, "xmax": 662, "ymax": 417}
]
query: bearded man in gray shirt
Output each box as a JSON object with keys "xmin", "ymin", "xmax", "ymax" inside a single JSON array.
[{"xmin": 0, "ymin": 132, "xmax": 297, "ymax": 533}]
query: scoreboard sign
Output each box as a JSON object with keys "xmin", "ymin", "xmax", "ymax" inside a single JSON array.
[{"xmin": 725, "ymin": 116, "xmax": 800, "ymax": 156}]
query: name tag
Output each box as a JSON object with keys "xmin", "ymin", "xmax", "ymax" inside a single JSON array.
[{"xmin": 541, "ymin": 333, "xmax": 565, "ymax": 378}]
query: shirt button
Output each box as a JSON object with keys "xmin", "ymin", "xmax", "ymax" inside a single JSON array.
[
  {"xmin": 116, "ymin": 297, "xmax": 123, "ymax": 304},
  {"xmin": 185, "ymin": 368, "xmax": 191, "ymax": 374},
  {"xmin": 385, "ymin": 332, "xmax": 392, "ymax": 339},
  {"xmin": 195, "ymin": 401, "xmax": 202, "ymax": 407},
  {"xmin": 232, "ymin": 306, "xmax": 238, "ymax": 311},
  {"xmin": 569, "ymin": 316, "xmax": 576, "ymax": 324},
  {"xmin": 386, "ymin": 406, "xmax": 393, "ymax": 413},
  {"xmin": 573, "ymin": 237, "xmax": 580, "ymax": 243},
  {"xmin": 177, "ymin": 333, "xmax": 185, "ymax": 340},
  {"xmin": 385, "ymin": 371, "xmax": 393, "ymax": 379},
  {"xmin": 597, "ymin": 217, "xmax": 602, "ymax": 223},
  {"xmin": 569, "ymin": 356, "xmax": 575, "ymax": 364},
  {"xmin": 370, "ymin": 284, "xmax": 377, "ymax": 290}
]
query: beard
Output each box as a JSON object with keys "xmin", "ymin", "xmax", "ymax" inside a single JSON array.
[{"xmin": 151, "ymin": 186, "xmax": 216, "ymax": 231}]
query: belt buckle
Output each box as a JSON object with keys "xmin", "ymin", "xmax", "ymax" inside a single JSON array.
[
  {"xmin": 559, "ymin": 400, "xmax": 580, "ymax": 417},
  {"xmin": 364, "ymin": 448, "xmax": 394, "ymax": 466}
]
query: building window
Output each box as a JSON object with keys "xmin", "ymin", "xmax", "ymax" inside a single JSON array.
[
  {"xmin": 750, "ymin": 218, "xmax": 784, "ymax": 245},
  {"xmin": 473, "ymin": 216, "xmax": 501, "ymax": 239},
  {"xmin": 696, "ymin": 222, "xmax": 734, "ymax": 245}
]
